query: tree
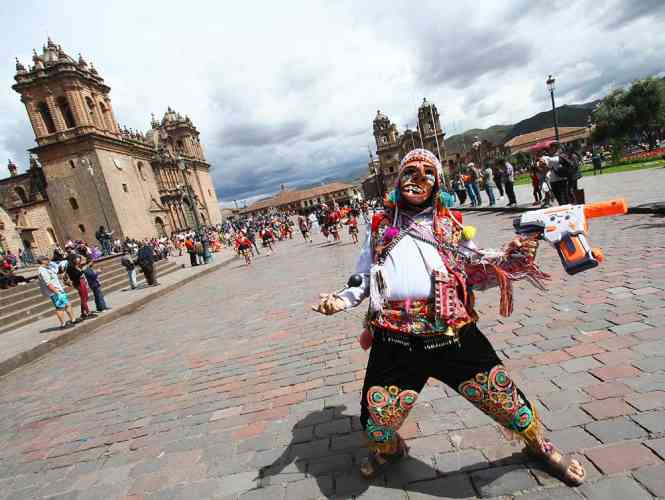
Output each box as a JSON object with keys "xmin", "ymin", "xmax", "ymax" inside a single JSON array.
[
  {"xmin": 590, "ymin": 88, "xmax": 633, "ymax": 147},
  {"xmin": 591, "ymin": 77, "xmax": 665, "ymax": 150},
  {"xmin": 623, "ymin": 77, "xmax": 665, "ymax": 148}
]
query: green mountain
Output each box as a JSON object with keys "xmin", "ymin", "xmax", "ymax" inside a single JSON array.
[
  {"xmin": 444, "ymin": 125, "xmax": 513, "ymax": 154},
  {"xmin": 503, "ymin": 101, "xmax": 599, "ymax": 142}
]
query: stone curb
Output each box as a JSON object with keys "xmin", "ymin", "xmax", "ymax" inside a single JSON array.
[
  {"xmin": 0, "ymin": 255, "xmax": 238, "ymax": 379},
  {"xmin": 457, "ymin": 204, "xmax": 665, "ymax": 215}
]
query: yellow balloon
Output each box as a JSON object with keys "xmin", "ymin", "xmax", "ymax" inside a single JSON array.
[{"xmin": 462, "ymin": 225, "xmax": 477, "ymax": 240}]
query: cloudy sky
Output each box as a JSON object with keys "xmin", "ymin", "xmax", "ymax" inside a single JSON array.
[{"xmin": 1, "ymin": 0, "xmax": 664, "ymax": 205}]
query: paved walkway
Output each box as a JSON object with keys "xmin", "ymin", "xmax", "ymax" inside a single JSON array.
[
  {"xmin": 0, "ymin": 250, "xmax": 236, "ymax": 377},
  {"xmin": 474, "ymin": 166, "xmax": 665, "ymax": 209},
  {"xmin": 0, "ymin": 214, "xmax": 664, "ymax": 499}
]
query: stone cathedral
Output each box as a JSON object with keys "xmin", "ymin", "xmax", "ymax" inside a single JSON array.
[{"xmin": 0, "ymin": 38, "xmax": 222, "ymax": 257}]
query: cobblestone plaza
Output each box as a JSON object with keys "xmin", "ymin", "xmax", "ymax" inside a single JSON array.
[{"xmin": 0, "ymin": 209, "xmax": 664, "ymax": 499}]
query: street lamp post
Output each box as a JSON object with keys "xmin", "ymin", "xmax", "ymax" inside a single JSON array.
[{"xmin": 546, "ymin": 75, "xmax": 560, "ymax": 142}]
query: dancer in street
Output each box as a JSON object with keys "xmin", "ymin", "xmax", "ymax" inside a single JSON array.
[
  {"xmin": 298, "ymin": 214, "xmax": 312, "ymax": 243},
  {"xmin": 313, "ymin": 148, "xmax": 585, "ymax": 485},
  {"xmin": 344, "ymin": 209, "xmax": 360, "ymax": 244},
  {"xmin": 235, "ymin": 232, "xmax": 253, "ymax": 265}
]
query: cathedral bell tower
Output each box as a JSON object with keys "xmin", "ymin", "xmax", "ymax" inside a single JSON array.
[{"xmin": 13, "ymin": 38, "xmax": 121, "ymax": 146}]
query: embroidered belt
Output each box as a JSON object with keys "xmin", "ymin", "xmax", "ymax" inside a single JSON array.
[{"xmin": 369, "ymin": 299, "xmax": 475, "ymax": 349}]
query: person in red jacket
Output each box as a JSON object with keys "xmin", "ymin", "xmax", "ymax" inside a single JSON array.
[
  {"xmin": 344, "ymin": 210, "xmax": 360, "ymax": 244},
  {"xmin": 234, "ymin": 233, "xmax": 253, "ymax": 265}
]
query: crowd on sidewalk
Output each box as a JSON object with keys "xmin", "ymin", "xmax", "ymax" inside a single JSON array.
[{"xmin": 448, "ymin": 142, "xmax": 588, "ymax": 209}]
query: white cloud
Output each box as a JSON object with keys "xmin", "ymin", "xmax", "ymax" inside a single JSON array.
[{"xmin": 1, "ymin": 0, "xmax": 663, "ymax": 201}]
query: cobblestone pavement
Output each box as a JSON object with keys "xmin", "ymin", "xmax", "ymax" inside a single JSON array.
[{"xmin": 1, "ymin": 211, "xmax": 664, "ymax": 500}]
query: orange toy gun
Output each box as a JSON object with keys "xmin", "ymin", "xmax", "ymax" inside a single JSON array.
[{"xmin": 513, "ymin": 199, "xmax": 628, "ymax": 275}]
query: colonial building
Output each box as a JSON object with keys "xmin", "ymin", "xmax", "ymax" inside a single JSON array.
[
  {"xmin": 2, "ymin": 38, "xmax": 221, "ymax": 257},
  {"xmin": 504, "ymin": 126, "xmax": 590, "ymax": 154},
  {"xmin": 372, "ymin": 98, "xmax": 446, "ymax": 194},
  {"xmin": 242, "ymin": 182, "xmax": 360, "ymax": 216},
  {"xmin": 0, "ymin": 158, "xmax": 55, "ymax": 258}
]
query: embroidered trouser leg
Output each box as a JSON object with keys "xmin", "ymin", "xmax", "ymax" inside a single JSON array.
[
  {"xmin": 360, "ymin": 323, "xmax": 542, "ymax": 455},
  {"xmin": 360, "ymin": 336, "xmax": 428, "ymax": 454},
  {"xmin": 429, "ymin": 323, "xmax": 541, "ymax": 446}
]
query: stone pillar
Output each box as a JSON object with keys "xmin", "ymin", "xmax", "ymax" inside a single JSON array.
[
  {"xmin": 104, "ymin": 98, "xmax": 120, "ymax": 134},
  {"xmin": 23, "ymin": 98, "xmax": 46, "ymax": 138},
  {"xmin": 71, "ymin": 88, "xmax": 93, "ymax": 127},
  {"xmin": 45, "ymin": 95, "xmax": 65, "ymax": 131}
]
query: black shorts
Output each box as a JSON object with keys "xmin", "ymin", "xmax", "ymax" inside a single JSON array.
[{"xmin": 238, "ymin": 244, "xmax": 250, "ymax": 251}]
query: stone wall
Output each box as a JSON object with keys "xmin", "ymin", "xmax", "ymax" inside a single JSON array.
[{"xmin": 0, "ymin": 206, "xmax": 23, "ymax": 255}]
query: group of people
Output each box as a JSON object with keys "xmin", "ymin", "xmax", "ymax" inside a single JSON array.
[
  {"xmin": 445, "ymin": 142, "xmax": 588, "ymax": 209},
  {"xmin": 230, "ymin": 213, "xmax": 296, "ymax": 265},
  {"xmin": 449, "ymin": 158, "xmax": 517, "ymax": 208}
]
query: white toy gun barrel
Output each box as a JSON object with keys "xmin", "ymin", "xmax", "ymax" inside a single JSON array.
[{"xmin": 513, "ymin": 199, "xmax": 628, "ymax": 275}]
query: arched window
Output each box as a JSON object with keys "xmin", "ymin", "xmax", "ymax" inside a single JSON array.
[
  {"xmin": 15, "ymin": 186, "xmax": 29, "ymax": 204},
  {"xmin": 37, "ymin": 101, "xmax": 56, "ymax": 134},
  {"xmin": 69, "ymin": 197, "xmax": 79, "ymax": 210},
  {"xmin": 78, "ymin": 224, "xmax": 86, "ymax": 233},
  {"xmin": 56, "ymin": 96, "xmax": 76, "ymax": 128},
  {"xmin": 69, "ymin": 160, "xmax": 76, "ymax": 169},
  {"xmin": 137, "ymin": 161, "xmax": 146, "ymax": 181}
]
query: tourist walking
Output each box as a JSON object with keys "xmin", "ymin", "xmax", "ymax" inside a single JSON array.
[
  {"xmin": 592, "ymin": 149, "xmax": 603, "ymax": 175},
  {"xmin": 36, "ymin": 255, "xmax": 77, "ymax": 329},
  {"xmin": 121, "ymin": 252, "xmax": 138, "ymax": 289},
  {"xmin": 500, "ymin": 158, "xmax": 517, "ymax": 206},
  {"xmin": 95, "ymin": 226, "xmax": 114, "ymax": 256},
  {"xmin": 539, "ymin": 144, "xmax": 569, "ymax": 205},
  {"xmin": 66, "ymin": 254, "xmax": 95, "ymax": 319},
  {"xmin": 493, "ymin": 165, "xmax": 505, "ymax": 200},
  {"xmin": 530, "ymin": 165, "xmax": 542, "ymax": 205},
  {"xmin": 463, "ymin": 164, "xmax": 479, "ymax": 206},
  {"xmin": 452, "ymin": 172, "xmax": 467, "ymax": 205},
  {"xmin": 481, "ymin": 162, "xmax": 496, "ymax": 206},
  {"xmin": 185, "ymin": 236, "xmax": 198, "ymax": 267},
  {"xmin": 137, "ymin": 242, "xmax": 159, "ymax": 286},
  {"xmin": 83, "ymin": 260, "xmax": 110, "ymax": 312}
]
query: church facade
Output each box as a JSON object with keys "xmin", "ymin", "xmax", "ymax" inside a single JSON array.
[
  {"xmin": 1, "ymin": 38, "xmax": 221, "ymax": 257},
  {"xmin": 371, "ymin": 98, "xmax": 446, "ymax": 194}
]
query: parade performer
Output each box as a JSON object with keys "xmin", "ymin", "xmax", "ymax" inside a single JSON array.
[
  {"xmin": 234, "ymin": 232, "xmax": 253, "ymax": 265},
  {"xmin": 259, "ymin": 225, "xmax": 276, "ymax": 255},
  {"xmin": 298, "ymin": 215, "xmax": 312, "ymax": 243},
  {"xmin": 344, "ymin": 210, "xmax": 360, "ymax": 244},
  {"xmin": 313, "ymin": 148, "xmax": 585, "ymax": 485},
  {"xmin": 328, "ymin": 205, "xmax": 342, "ymax": 242}
]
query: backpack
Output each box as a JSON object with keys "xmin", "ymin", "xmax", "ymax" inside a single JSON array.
[{"xmin": 556, "ymin": 153, "xmax": 579, "ymax": 180}]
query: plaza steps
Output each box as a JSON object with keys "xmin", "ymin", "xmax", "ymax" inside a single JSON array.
[{"xmin": 0, "ymin": 255, "xmax": 180, "ymax": 335}]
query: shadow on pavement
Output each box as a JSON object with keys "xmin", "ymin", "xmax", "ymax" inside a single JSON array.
[
  {"xmin": 259, "ymin": 405, "xmax": 518, "ymax": 498},
  {"xmin": 621, "ymin": 211, "xmax": 665, "ymax": 230}
]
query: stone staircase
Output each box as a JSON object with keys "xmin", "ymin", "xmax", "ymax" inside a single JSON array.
[{"xmin": 0, "ymin": 255, "xmax": 180, "ymax": 335}]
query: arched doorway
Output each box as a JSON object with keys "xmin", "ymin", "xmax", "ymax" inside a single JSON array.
[{"xmin": 154, "ymin": 217, "xmax": 166, "ymax": 237}]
